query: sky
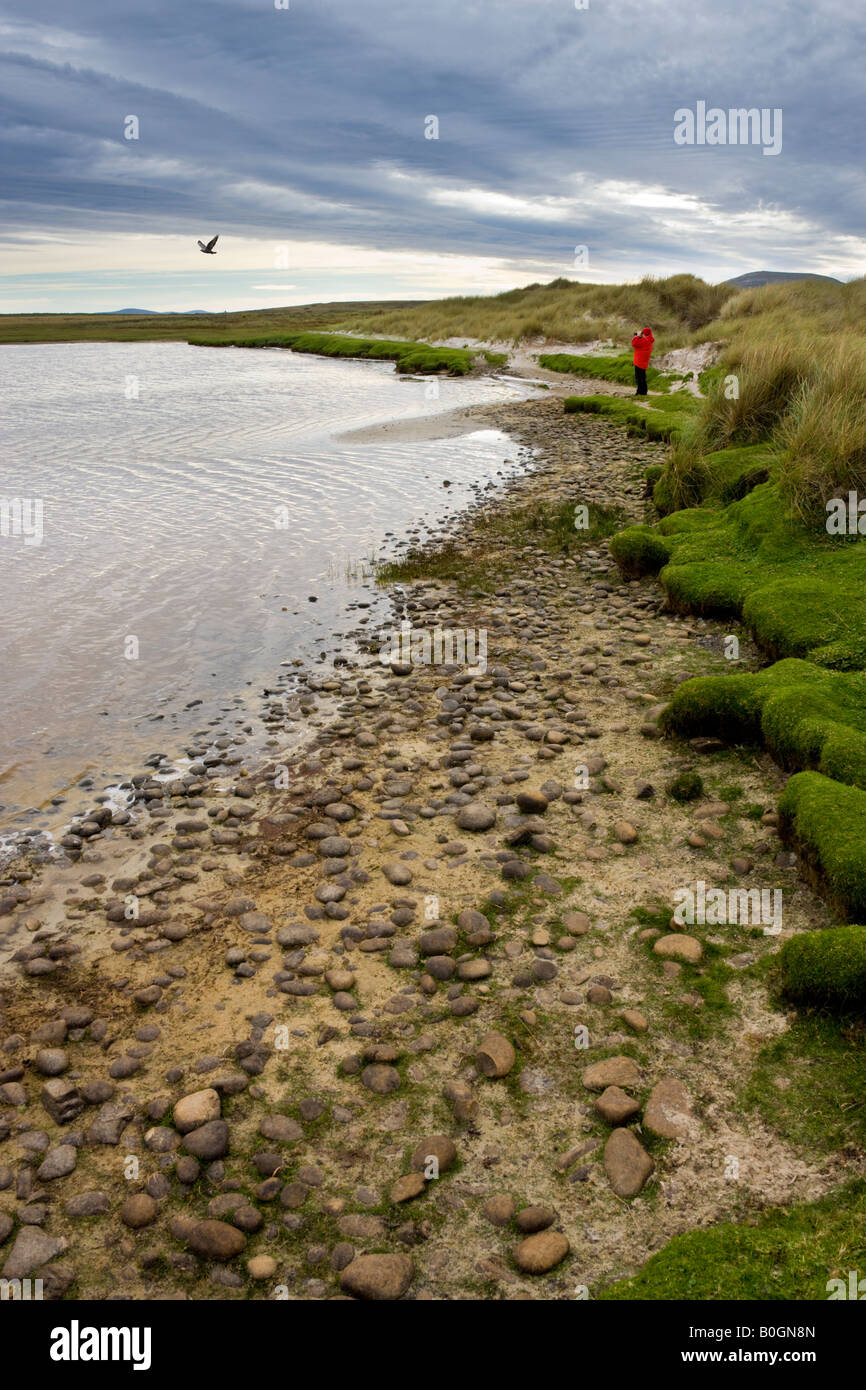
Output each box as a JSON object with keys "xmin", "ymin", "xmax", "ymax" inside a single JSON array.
[{"xmin": 1, "ymin": 0, "xmax": 864, "ymax": 313}]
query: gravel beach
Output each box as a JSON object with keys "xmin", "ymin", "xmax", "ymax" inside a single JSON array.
[{"xmin": 0, "ymin": 390, "xmax": 853, "ymax": 1302}]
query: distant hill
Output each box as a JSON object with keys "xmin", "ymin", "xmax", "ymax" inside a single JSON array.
[
  {"xmin": 723, "ymin": 271, "xmax": 842, "ymax": 289},
  {"xmin": 107, "ymin": 308, "xmax": 210, "ymax": 315}
]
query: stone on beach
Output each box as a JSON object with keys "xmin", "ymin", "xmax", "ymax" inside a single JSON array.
[
  {"xmin": 173, "ymin": 1088, "xmax": 221, "ymax": 1134},
  {"xmin": 475, "ymin": 1031, "xmax": 516, "ymax": 1078},
  {"xmin": 514, "ymin": 1230, "xmax": 569, "ymax": 1274},
  {"xmin": 340, "ymin": 1253, "xmax": 414, "ymax": 1300},
  {"xmin": 581, "ymin": 1056, "xmax": 641, "ymax": 1091},
  {"xmin": 643, "ymin": 1078, "xmax": 693, "ymax": 1140},
  {"xmin": 654, "ymin": 934, "xmax": 703, "ymax": 964},
  {"xmin": 187, "ymin": 1220, "xmax": 246, "ymax": 1261},
  {"xmin": 603, "ymin": 1128, "xmax": 654, "ymax": 1197}
]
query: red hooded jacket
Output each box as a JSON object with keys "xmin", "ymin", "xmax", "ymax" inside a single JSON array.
[{"xmin": 632, "ymin": 328, "xmax": 654, "ymax": 369}]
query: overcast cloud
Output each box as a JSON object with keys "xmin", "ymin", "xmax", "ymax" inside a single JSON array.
[{"xmin": 1, "ymin": 0, "xmax": 863, "ymax": 310}]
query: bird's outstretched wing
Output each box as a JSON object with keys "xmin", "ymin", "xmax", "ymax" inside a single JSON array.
[
  {"xmin": 197, "ymin": 240, "xmax": 207, "ymax": 251},
  {"xmin": 205, "ymin": 235, "xmax": 219, "ymax": 251}
]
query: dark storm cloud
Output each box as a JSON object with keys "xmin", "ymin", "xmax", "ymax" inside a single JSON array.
[{"xmin": 1, "ymin": 0, "xmax": 864, "ymax": 277}]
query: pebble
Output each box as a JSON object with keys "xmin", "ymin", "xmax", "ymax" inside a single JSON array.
[
  {"xmin": 173, "ymin": 1088, "xmax": 221, "ymax": 1134},
  {"xmin": 653, "ymin": 934, "xmax": 703, "ymax": 964},
  {"xmin": 361, "ymin": 1064, "xmax": 401, "ymax": 1094},
  {"xmin": 1, "ymin": 1227, "xmax": 67, "ymax": 1278},
  {"xmin": 643, "ymin": 1078, "xmax": 693, "ymax": 1140},
  {"xmin": 620, "ymin": 1009, "xmax": 648, "ymax": 1033},
  {"xmin": 340, "ymin": 1253, "xmax": 414, "ymax": 1300},
  {"xmin": 35, "ymin": 1048, "xmax": 68, "ymax": 1076},
  {"xmin": 410, "ymin": 1135, "xmax": 457, "ymax": 1173},
  {"xmin": 383, "ymin": 863, "xmax": 413, "ymax": 886},
  {"xmin": 603, "ymin": 1128, "xmax": 654, "ymax": 1197},
  {"xmin": 120, "ymin": 1193, "xmax": 159, "ymax": 1228},
  {"xmin": 187, "ymin": 1220, "xmax": 246, "ymax": 1261},
  {"xmin": 455, "ymin": 803, "xmax": 497, "ymax": 831},
  {"xmin": 515, "ymin": 1204, "xmax": 555, "ymax": 1233},
  {"xmin": 562, "ymin": 912, "xmax": 590, "ymax": 935},
  {"xmin": 581, "ymin": 1056, "xmax": 640, "ymax": 1091},
  {"xmin": 514, "ymin": 1230, "xmax": 569, "ymax": 1274},
  {"xmin": 36, "ymin": 1145, "xmax": 78, "ymax": 1181},
  {"xmin": 475, "ymin": 1032, "xmax": 516, "ymax": 1078},
  {"xmin": 182, "ymin": 1120, "xmax": 229, "ymax": 1159},
  {"xmin": 260, "ymin": 1115, "xmax": 303, "ymax": 1144},
  {"xmin": 65, "ymin": 1191, "xmax": 110, "ymax": 1218},
  {"xmin": 595, "ymin": 1085, "xmax": 641, "ymax": 1125},
  {"xmin": 483, "ymin": 1194, "xmax": 516, "ymax": 1226},
  {"xmin": 390, "ymin": 1173, "xmax": 426, "ymax": 1203}
]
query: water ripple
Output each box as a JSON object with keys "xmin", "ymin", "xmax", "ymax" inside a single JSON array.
[{"xmin": 0, "ymin": 341, "xmax": 536, "ymax": 821}]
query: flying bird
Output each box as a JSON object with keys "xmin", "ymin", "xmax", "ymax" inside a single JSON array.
[{"xmin": 197, "ymin": 235, "xmax": 219, "ymax": 255}]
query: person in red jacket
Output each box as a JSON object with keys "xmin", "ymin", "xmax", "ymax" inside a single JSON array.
[{"xmin": 631, "ymin": 326, "xmax": 654, "ymax": 395}]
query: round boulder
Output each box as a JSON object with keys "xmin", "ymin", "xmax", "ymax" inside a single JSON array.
[
  {"xmin": 187, "ymin": 1220, "xmax": 246, "ymax": 1261},
  {"xmin": 173, "ymin": 1088, "xmax": 221, "ymax": 1134},
  {"xmin": 340, "ymin": 1253, "xmax": 414, "ymax": 1301}
]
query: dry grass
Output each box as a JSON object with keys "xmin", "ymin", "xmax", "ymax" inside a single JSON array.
[
  {"xmin": 335, "ymin": 274, "xmax": 731, "ymax": 348},
  {"xmin": 778, "ymin": 339, "xmax": 866, "ymax": 519}
]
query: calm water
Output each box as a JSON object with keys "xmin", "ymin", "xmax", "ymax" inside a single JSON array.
[{"xmin": 0, "ymin": 341, "xmax": 537, "ymax": 831}]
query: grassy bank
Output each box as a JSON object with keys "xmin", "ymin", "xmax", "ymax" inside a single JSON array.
[
  {"xmin": 609, "ymin": 491, "xmax": 866, "ymax": 924},
  {"xmin": 539, "ymin": 350, "xmax": 677, "ymax": 391},
  {"xmin": 189, "ymin": 330, "xmax": 505, "ymax": 375}
]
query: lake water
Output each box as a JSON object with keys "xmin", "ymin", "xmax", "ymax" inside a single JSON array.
[{"xmin": 0, "ymin": 341, "xmax": 538, "ymax": 839}]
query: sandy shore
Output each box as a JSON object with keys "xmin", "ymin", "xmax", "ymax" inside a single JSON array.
[
  {"xmin": 0, "ymin": 392, "xmax": 857, "ymax": 1302},
  {"xmin": 333, "ymin": 353, "xmax": 632, "ymax": 446},
  {"xmin": 333, "ymin": 402, "xmax": 506, "ymax": 446}
]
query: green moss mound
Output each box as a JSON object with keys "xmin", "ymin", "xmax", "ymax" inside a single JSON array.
[
  {"xmin": 778, "ymin": 926, "xmax": 866, "ymax": 1010},
  {"xmin": 666, "ymin": 770, "xmax": 704, "ymax": 801},
  {"xmin": 662, "ymin": 659, "xmax": 866, "ymax": 790},
  {"xmin": 619, "ymin": 480, "xmax": 866, "ymax": 927},
  {"xmin": 608, "ymin": 525, "xmax": 671, "ymax": 578},
  {"xmin": 597, "ymin": 1180, "xmax": 866, "ymax": 1300},
  {"xmin": 540, "ymin": 351, "xmax": 674, "ymax": 391},
  {"xmin": 563, "ymin": 393, "xmax": 695, "ymax": 442},
  {"xmin": 654, "ymin": 444, "xmax": 775, "ymax": 515},
  {"xmin": 617, "ymin": 483, "xmax": 866, "ymax": 669},
  {"xmin": 779, "ymin": 771, "xmax": 866, "ymax": 920},
  {"xmin": 188, "ymin": 331, "xmax": 503, "ymax": 376}
]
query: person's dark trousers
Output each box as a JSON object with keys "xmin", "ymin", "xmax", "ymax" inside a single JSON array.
[{"xmin": 634, "ymin": 366, "xmax": 647, "ymax": 395}]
